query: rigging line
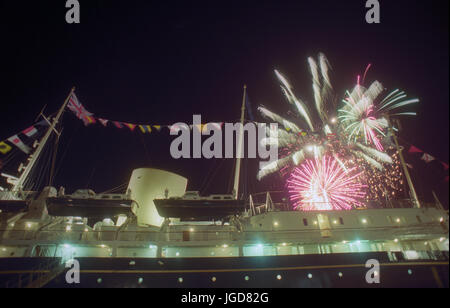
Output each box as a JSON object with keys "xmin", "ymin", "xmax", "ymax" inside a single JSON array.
[
  {"xmin": 36, "ymin": 134, "xmax": 56, "ymax": 191},
  {"xmin": 82, "ymin": 123, "xmax": 101, "ymax": 190},
  {"xmin": 53, "ymin": 125, "xmax": 80, "ymax": 180},
  {"xmin": 199, "ymin": 159, "xmax": 219, "ymax": 193},
  {"xmin": 139, "ymin": 133, "xmax": 151, "ymax": 164},
  {"xmin": 48, "ymin": 128, "xmax": 62, "ymax": 186},
  {"xmin": 99, "ymin": 182, "xmax": 128, "ymax": 194},
  {"xmin": 2, "ymin": 149, "xmax": 20, "ymax": 166},
  {"xmin": 34, "ymin": 150, "xmax": 50, "ymax": 191},
  {"xmin": 227, "ymin": 159, "xmax": 235, "ymax": 194},
  {"xmin": 24, "ymin": 142, "xmax": 45, "ymax": 191},
  {"xmin": 85, "ymin": 167, "xmax": 96, "ymax": 189},
  {"xmin": 48, "ymin": 110, "xmax": 66, "ymax": 186},
  {"xmin": 29, "ymin": 137, "xmax": 53, "ymax": 191},
  {"xmin": 202, "ymin": 159, "xmax": 227, "ymax": 194}
]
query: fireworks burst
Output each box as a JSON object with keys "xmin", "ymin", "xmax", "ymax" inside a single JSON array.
[
  {"xmin": 257, "ymin": 53, "xmax": 417, "ymax": 210},
  {"xmin": 257, "ymin": 53, "xmax": 395, "ymax": 180},
  {"xmin": 338, "ymin": 81, "xmax": 419, "ymax": 151},
  {"xmin": 287, "ymin": 156, "xmax": 367, "ymax": 211}
]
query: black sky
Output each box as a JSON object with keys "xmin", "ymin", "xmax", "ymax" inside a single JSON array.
[{"xmin": 0, "ymin": 0, "xmax": 448, "ymax": 205}]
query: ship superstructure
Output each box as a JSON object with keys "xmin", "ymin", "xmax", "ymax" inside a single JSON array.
[
  {"xmin": 0, "ymin": 88, "xmax": 448, "ymax": 288},
  {"xmin": 0, "ymin": 188, "xmax": 448, "ymax": 288}
]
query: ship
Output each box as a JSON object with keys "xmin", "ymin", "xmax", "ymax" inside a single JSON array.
[{"xmin": 0, "ymin": 87, "xmax": 448, "ymax": 289}]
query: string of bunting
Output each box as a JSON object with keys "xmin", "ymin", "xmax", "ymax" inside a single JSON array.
[
  {"xmin": 94, "ymin": 119, "xmax": 225, "ymax": 134},
  {"xmin": 0, "ymin": 120, "xmax": 49, "ymax": 155},
  {"xmin": 67, "ymin": 92, "xmax": 224, "ymax": 134},
  {"xmin": 407, "ymin": 144, "xmax": 449, "ymax": 182}
]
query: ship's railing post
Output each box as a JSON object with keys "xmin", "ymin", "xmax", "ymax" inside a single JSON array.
[
  {"xmin": 249, "ymin": 195, "xmax": 256, "ymax": 217},
  {"xmin": 265, "ymin": 192, "xmax": 274, "ymax": 212},
  {"xmin": 238, "ymin": 244, "xmax": 244, "ymax": 257}
]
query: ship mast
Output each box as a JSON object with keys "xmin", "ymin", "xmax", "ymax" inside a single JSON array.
[
  {"xmin": 232, "ymin": 85, "xmax": 247, "ymax": 200},
  {"xmin": 11, "ymin": 87, "xmax": 75, "ymax": 194},
  {"xmin": 388, "ymin": 117, "xmax": 421, "ymax": 208}
]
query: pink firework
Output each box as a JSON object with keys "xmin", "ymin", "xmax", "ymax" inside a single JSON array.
[{"xmin": 287, "ymin": 156, "xmax": 367, "ymax": 211}]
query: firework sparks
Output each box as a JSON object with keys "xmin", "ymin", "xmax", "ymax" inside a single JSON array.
[
  {"xmin": 258, "ymin": 53, "xmax": 416, "ymax": 209},
  {"xmin": 339, "ymin": 82, "xmax": 419, "ymax": 151},
  {"xmin": 287, "ymin": 156, "xmax": 367, "ymax": 211},
  {"xmin": 257, "ymin": 53, "xmax": 395, "ymax": 179}
]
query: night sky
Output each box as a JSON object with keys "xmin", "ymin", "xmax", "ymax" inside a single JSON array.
[{"xmin": 0, "ymin": 1, "xmax": 448, "ymax": 206}]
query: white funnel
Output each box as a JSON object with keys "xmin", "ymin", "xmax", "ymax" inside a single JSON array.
[{"xmin": 128, "ymin": 168, "xmax": 187, "ymax": 227}]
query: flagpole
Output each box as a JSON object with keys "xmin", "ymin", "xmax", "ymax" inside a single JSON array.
[
  {"xmin": 388, "ymin": 117, "xmax": 421, "ymax": 209},
  {"xmin": 232, "ymin": 85, "xmax": 247, "ymax": 200},
  {"xmin": 12, "ymin": 87, "xmax": 75, "ymax": 193}
]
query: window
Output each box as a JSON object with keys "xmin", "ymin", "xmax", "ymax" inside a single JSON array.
[
  {"xmin": 303, "ymin": 219, "xmax": 308, "ymax": 226},
  {"xmin": 339, "ymin": 217, "xmax": 344, "ymax": 225},
  {"xmin": 182, "ymin": 231, "xmax": 190, "ymax": 241}
]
